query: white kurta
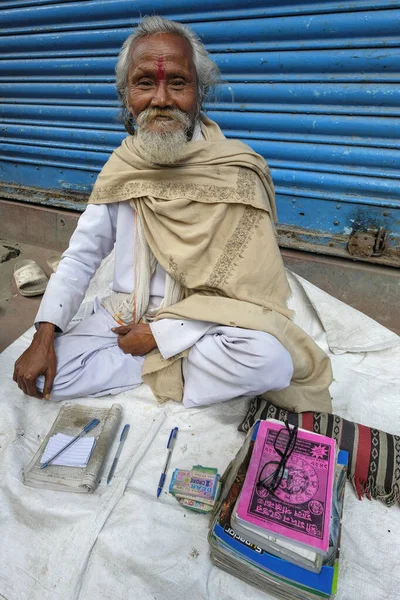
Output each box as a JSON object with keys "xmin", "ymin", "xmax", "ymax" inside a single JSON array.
[{"xmin": 35, "ymin": 202, "xmax": 293, "ymax": 407}]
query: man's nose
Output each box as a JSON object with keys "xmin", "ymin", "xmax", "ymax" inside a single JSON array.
[{"xmin": 151, "ymin": 81, "xmax": 172, "ymax": 108}]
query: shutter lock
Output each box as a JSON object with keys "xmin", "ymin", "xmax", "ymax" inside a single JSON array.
[{"xmin": 347, "ymin": 227, "xmax": 387, "ymax": 259}]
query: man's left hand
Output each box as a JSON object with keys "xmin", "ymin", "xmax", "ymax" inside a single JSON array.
[{"xmin": 112, "ymin": 323, "xmax": 157, "ymax": 356}]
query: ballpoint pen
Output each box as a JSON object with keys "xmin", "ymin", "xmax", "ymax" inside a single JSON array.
[
  {"xmin": 157, "ymin": 426, "xmax": 178, "ymax": 498},
  {"xmin": 107, "ymin": 423, "xmax": 130, "ymax": 484},
  {"xmin": 40, "ymin": 418, "xmax": 100, "ymax": 469}
]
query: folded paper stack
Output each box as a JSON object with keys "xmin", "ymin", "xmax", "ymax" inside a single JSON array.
[{"xmin": 169, "ymin": 465, "xmax": 221, "ymax": 513}]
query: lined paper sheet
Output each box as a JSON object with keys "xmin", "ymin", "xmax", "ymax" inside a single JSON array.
[{"xmin": 40, "ymin": 433, "xmax": 96, "ymax": 467}]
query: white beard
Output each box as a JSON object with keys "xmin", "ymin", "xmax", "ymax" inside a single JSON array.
[
  {"xmin": 135, "ymin": 126, "xmax": 188, "ymax": 166},
  {"xmin": 134, "ymin": 107, "xmax": 194, "ymax": 166}
]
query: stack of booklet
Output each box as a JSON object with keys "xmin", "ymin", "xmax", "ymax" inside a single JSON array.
[
  {"xmin": 169, "ymin": 465, "xmax": 221, "ymax": 513},
  {"xmin": 209, "ymin": 419, "xmax": 348, "ymax": 599}
]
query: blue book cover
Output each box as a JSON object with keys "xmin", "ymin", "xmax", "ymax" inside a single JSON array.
[{"xmin": 212, "ymin": 522, "xmax": 334, "ymax": 595}]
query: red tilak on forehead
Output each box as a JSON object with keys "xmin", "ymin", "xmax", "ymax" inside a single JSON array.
[{"xmin": 156, "ymin": 56, "xmax": 165, "ymax": 81}]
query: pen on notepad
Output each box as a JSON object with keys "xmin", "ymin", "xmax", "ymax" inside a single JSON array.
[
  {"xmin": 40, "ymin": 418, "xmax": 100, "ymax": 469},
  {"xmin": 157, "ymin": 427, "xmax": 178, "ymax": 498},
  {"xmin": 107, "ymin": 424, "xmax": 130, "ymax": 484}
]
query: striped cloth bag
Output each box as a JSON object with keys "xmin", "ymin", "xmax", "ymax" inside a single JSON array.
[{"xmin": 239, "ymin": 397, "xmax": 400, "ymax": 507}]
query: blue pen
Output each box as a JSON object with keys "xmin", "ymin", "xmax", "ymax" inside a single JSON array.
[
  {"xmin": 157, "ymin": 427, "xmax": 178, "ymax": 498},
  {"xmin": 40, "ymin": 418, "xmax": 100, "ymax": 469},
  {"xmin": 107, "ymin": 424, "xmax": 130, "ymax": 484}
]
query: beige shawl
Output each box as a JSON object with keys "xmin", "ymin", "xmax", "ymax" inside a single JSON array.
[{"xmin": 89, "ymin": 117, "xmax": 332, "ymax": 413}]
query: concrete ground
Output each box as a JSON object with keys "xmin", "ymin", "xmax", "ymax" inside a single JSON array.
[
  {"xmin": 0, "ymin": 240, "xmax": 57, "ymax": 352},
  {"xmin": 282, "ymin": 248, "xmax": 400, "ymax": 336}
]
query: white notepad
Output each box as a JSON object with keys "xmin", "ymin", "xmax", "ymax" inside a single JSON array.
[{"xmin": 40, "ymin": 433, "xmax": 96, "ymax": 468}]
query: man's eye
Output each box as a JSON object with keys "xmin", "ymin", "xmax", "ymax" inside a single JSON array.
[
  {"xmin": 170, "ymin": 80, "xmax": 185, "ymax": 88},
  {"xmin": 137, "ymin": 80, "xmax": 153, "ymax": 88}
]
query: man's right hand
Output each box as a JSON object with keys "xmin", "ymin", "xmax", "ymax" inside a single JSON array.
[{"xmin": 13, "ymin": 322, "xmax": 57, "ymax": 400}]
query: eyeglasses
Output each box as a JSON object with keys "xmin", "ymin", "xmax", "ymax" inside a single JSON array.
[{"xmin": 257, "ymin": 421, "xmax": 298, "ymax": 494}]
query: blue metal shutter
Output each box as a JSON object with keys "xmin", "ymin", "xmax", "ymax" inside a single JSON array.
[{"xmin": 1, "ymin": 0, "xmax": 399, "ymax": 266}]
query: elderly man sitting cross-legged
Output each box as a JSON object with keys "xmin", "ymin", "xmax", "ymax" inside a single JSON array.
[{"xmin": 13, "ymin": 16, "xmax": 332, "ymax": 412}]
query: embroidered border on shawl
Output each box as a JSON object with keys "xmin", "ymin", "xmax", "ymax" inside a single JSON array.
[
  {"xmin": 236, "ymin": 167, "xmax": 257, "ymax": 204},
  {"xmin": 264, "ymin": 166, "xmax": 274, "ymax": 190},
  {"xmin": 168, "ymin": 256, "xmax": 188, "ymax": 287},
  {"xmin": 90, "ymin": 168, "xmax": 258, "ymax": 206},
  {"xmin": 205, "ymin": 206, "xmax": 264, "ymax": 289}
]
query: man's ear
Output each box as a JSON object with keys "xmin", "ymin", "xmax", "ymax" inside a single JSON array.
[{"xmin": 122, "ymin": 107, "xmax": 135, "ymax": 135}]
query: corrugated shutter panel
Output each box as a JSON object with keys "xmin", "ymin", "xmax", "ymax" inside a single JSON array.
[{"xmin": 1, "ymin": 0, "xmax": 399, "ymax": 265}]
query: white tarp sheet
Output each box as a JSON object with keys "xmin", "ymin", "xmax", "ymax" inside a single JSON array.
[{"xmin": 0, "ymin": 267, "xmax": 399, "ymax": 600}]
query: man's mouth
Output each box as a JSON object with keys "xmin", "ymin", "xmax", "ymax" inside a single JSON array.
[
  {"xmin": 152, "ymin": 115, "xmax": 173, "ymax": 121},
  {"xmin": 136, "ymin": 108, "xmax": 192, "ymax": 133}
]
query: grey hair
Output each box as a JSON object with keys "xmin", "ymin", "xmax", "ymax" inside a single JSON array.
[{"xmin": 115, "ymin": 15, "xmax": 221, "ymax": 133}]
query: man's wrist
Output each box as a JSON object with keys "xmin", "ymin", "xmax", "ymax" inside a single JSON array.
[{"xmin": 34, "ymin": 322, "xmax": 56, "ymax": 344}]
